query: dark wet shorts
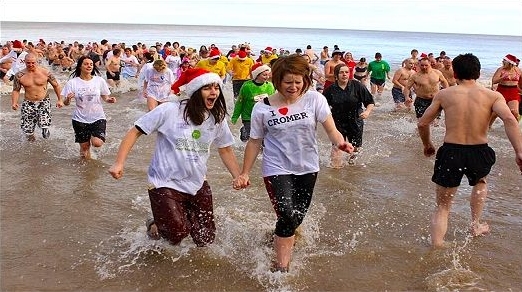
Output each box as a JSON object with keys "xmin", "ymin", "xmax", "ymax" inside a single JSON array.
[
  {"xmin": 432, "ymin": 143, "xmax": 495, "ymax": 188},
  {"xmin": 414, "ymin": 96, "xmax": 433, "ymax": 118},
  {"xmin": 148, "ymin": 181, "xmax": 215, "ymax": 246},
  {"xmin": 264, "ymin": 173, "xmax": 318, "ymax": 238},
  {"xmin": 392, "ymin": 87, "xmax": 408, "ymax": 103},
  {"xmin": 370, "ymin": 77, "xmax": 385, "ymax": 86},
  {"xmin": 72, "ymin": 119, "xmax": 106, "ymax": 143},
  {"xmin": 106, "ymin": 71, "xmax": 120, "ymax": 80}
]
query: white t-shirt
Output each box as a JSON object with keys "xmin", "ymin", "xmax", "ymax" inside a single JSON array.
[
  {"xmin": 144, "ymin": 67, "xmax": 175, "ymax": 101},
  {"xmin": 120, "ymin": 54, "xmax": 139, "ymax": 77},
  {"xmin": 61, "ymin": 76, "xmax": 111, "ymax": 123},
  {"xmin": 250, "ymin": 90, "xmax": 331, "ymax": 176},
  {"xmin": 165, "ymin": 55, "xmax": 181, "ymax": 78},
  {"xmin": 135, "ymin": 100, "xmax": 235, "ymax": 195}
]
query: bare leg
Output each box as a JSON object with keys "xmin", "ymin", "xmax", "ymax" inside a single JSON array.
[
  {"xmin": 430, "ymin": 185, "xmax": 458, "ymax": 248},
  {"xmin": 79, "ymin": 141, "xmax": 91, "ymax": 159},
  {"xmin": 272, "ymin": 235, "xmax": 295, "ymax": 272},
  {"xmin": 470, "ymin": 178, "xmax": 490, "ymax": 237},
  {"xmin": 508, "ymin": 100, "xmax": 520, "ymax": 121},
  {"xmin": 147, "ymin": 97, "xmax": 159, "ymax": 111}
]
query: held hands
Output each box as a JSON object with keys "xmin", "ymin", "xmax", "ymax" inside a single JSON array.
[
  {"xmin": 233, "ymin": 174, "xmax": 250, "ymax": 190},
  {"xmin": 338, "ymin": 142, "xmax": 355, "ymax": 153},
  {"xmin": 105, "ymin": 96, "xmax": 117, "ymax": 103}
]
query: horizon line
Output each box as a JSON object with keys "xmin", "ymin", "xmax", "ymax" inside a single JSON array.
[{"xmin": 2, "ymin": 20, "xmax": 521, "ymax": 38}]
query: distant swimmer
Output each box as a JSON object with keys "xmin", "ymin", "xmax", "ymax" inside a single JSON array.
[
  {"xmin": 490, "ymin": 54, "xmax": 521, "ymax": 125},
  {"xmin": 391, "ymin": 58, "xmax": 415, "ymax": 111},
  {"xmin": 403, "ymin": 57, "xmax": 448, "ymax": 123},
  {"xmin": 11, "ymin": 53, "xmax": 63, "ymax": 141},
  {"xmin": 439, "ymin": 57, "xmax": 457, "ymax": 86},
  {"xmin": 417, "ymin": 53, "xmax": 522, "ymax": 248}
]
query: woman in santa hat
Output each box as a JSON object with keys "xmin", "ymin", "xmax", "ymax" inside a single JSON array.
[
  {"xmin": 490, "ymin": 54, "xmax": 522, "ymax": 125},
  {"xmin": 109, "ymin": 68, "xmax": 242, "ymax": 247}
]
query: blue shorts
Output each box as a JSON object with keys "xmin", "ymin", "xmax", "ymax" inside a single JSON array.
[{"xmin": 392, "ymin": 87, "xmax": 408, "ymax": 103}]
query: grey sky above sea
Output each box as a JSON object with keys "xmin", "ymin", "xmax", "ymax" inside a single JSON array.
[{"xmin": 1, "ymin": 0, "xmax": 522, "ymax": 36}]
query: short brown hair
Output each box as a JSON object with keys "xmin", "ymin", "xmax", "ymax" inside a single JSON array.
[{"xmin": 270, "ymin": 54, "xmax": 312, "ymax": 95}]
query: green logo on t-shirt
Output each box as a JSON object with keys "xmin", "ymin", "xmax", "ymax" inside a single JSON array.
[{"xmin": 192, "ymin": 129, "xmax": 201, "ymax": 139}]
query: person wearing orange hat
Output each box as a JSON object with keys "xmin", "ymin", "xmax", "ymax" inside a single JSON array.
[
  {"xmin": 490, "ymin": 53, "xmax": 522, "ymax": 124},
  {"xmin": 231, "ymin": 62, "xmax": 275, "ymax": 142},
  {"xmin": 195, "ymin": 48, "xmax": 226, "ymax": 80},
  {"xmin": 109, "ymin": 68, "xmax": 241, "ymax": 246},
  {"xmin": 227, "ymin": 49, "xmax": 254, "ymax": 100}
]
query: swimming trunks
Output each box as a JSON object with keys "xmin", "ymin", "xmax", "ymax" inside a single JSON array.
[
  {"xmin": 432, "ymin": 143, "xmax": 495, "ymax": 188},
  {"xmin": 392, "ymin": 87, "xmax": 408, "ymax": 103},
  {"xmin": 413, "ymin": 96, "xmax": 432, "ymax": 118},
  {"xmin": 370, "ymin": 77, "xmax": 385, "ymax": 86},
  {"xmin": 20, "ymin": 95, "xmax": 52, "ymax": 135},
  {"xmin": 497, "ymin": 84, "xmax": 520, "ymax": 103},
  {"xmin": 106, "ymin": 71, "xmax": 120, "ymax": 80}
]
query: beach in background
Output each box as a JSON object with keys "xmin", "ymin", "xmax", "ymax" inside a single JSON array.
[{"xmin": 1, "ymin": 21, "xmax": 521, "ymax": 291}]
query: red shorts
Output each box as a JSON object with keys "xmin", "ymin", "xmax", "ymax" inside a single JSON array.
[{"xmin": 497, "ymin": 84, "xmax": 520, "ymax": 103}]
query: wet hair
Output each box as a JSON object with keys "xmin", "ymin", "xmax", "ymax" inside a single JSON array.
[
  {"xmin": 70, "ymin": 56, "xmax": 101, "ymax": 79},
  {"xmin": 183, "ymin": 84, "xmax": 228, "ymax": 125},
  {"xmin": 452, "ymin": 53, "xmax": 480, "ymax": 80},
  {"xmin": 375, "ymin": 52, "xmax": 382, "ymax": 59},
  {"xmin": 306, "ymin": 45, "xmax": 312, "ymax": 49},
  {"xmin": 143, "ymin": 52, "xmax": 154, "ymax": 63},
  {"xmin": 152, "ymin": 59, "xmax": 167, "ymax": 71},
  {"xmin": 270, "ymin": 54, "xmax": 312, "ymax": 95},
  {"xmin": 359, "ymin": 57, "xmax": 366, "ymax": 62},
  {"xmin": 333, "ymin": 63, "xmax": 348, "ymax": 79}
]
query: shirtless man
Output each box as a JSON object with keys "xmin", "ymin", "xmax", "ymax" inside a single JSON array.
[
  {"xmin": 324, "ymin": 49, "xmax": 345, "ymax": 89},
  {"xmin": 440, "ymin": 57, "xmax": 457, "ymax": 86},
  {"xmin": 11, "ymin": 53, "xmax": 63, "ymax": 141},
  {"xmin": 403, "ymin": 57, "xmax": 449, "ymax": 121},
  {"xmin": 391, "ymin": 58, "xmax": 415, "ymax": 111},
  {"xmin": 304, "ymin": 45, "xmax": 319, "ymax": 64},
  {"xmin": 105, "ymin": 48, "xmax": 122, "ymax": 87},
  {"xmin": 0, "ymin": 45, "xmax": 13, "ymax": 83},
  {"xmin": 417, "ymin": 53, "xmax": 522, "ymax": 248}
]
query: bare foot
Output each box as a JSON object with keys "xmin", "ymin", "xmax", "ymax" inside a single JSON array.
[
  {"xmin": 146, "ymin": 219, "xmax": 161, "ymax": 240},
  {"xmin": 470, "ymin": 222, "xmax": 490, "ymax": 237},
  {"xmin": 26, "ymin": 134, "xmax": 36, "ymax": 142}
]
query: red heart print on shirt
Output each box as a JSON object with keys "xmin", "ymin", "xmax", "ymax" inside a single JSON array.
[{"xmin": 278, "ymin": 107, "xmax": 288, "ymax": 115}]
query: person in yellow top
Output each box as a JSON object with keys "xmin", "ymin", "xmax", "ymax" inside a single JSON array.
[
  {"xmin": 196, "ymin": 49, "xmax": 227, "ymax": 80},
  {"xmin": 227, "ymin": 50, "xmax": 254, "ymax": 99},
  {"xmin": 260, "ymin": 46, "xmax": 278, "ymax": 65}
]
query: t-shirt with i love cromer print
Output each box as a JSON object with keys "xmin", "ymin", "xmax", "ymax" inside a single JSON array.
[{"xmin": 249, "ymin": 90, "xmax": 331, "ymax": 177}]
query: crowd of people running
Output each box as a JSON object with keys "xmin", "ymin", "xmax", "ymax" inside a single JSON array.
[{"xmin": 2, "ymin": 37, "xmax": 522, "ymax": 273}]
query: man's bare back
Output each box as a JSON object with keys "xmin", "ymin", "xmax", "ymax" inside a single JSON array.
[{"xmin": 435, "ymin": 82, "xmax": 504, "ymax": 145}]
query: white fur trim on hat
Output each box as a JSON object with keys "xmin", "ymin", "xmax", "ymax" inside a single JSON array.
[
  {"xmin": 251, "ymin": 64, "xmax": 271, "ymax": 79},
  {"xmin": 185, "ymin": 73, "xmax": 223, "ymax": 97}
]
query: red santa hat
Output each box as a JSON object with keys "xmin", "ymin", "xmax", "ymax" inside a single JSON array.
[
  {"xmin": 503, "ymin": 54, "xmax": 517, "ymax": 65},
  {"xmin": 238, "ymin": 50, "xmax": 247, "ymax": 60},
  {"xmin": 171, "ymin": 68, "xmax": 223, "ymax": 97},
  {"xmin": 12, "ymin": 40, "xmax": 23, "ymax": 49},
  {"xmin": 420, "ymin": 53, "xmax": 428, "ymax": 59},
  {"xmin": 251, "ymin": 63, "xmax": 271, "ymax": 79},
  {"xmin": 264, "ymin": 46, "xmax": 273, "ymax": 53},
  {"xmin": 209, "ymin": 48, "xmax": 220, "ymax": 59}
]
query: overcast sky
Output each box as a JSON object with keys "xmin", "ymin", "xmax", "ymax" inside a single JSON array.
[{"xmin": 2, "ymin": 0, "xmax": 522, "ymax": 36}]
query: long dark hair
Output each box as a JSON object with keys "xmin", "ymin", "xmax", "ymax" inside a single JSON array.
[
  {"xmin": 69, "ymin": 56, "xmax": 101, "ymax": 79},
  {"xmin": 183, "ymin": 84, "xmax": 227, "ymax": 125}
]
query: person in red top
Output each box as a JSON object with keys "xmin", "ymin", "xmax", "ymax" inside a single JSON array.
[{"xmin": 343, "ymin": 52, "xmax": 356, "ymax": 80}]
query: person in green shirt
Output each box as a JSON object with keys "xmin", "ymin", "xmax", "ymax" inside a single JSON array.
[
  {"xmin": 231, "ymin": 63, "xmax": 275, "ymax": 141},
  {"xmin": 367, "ymin": 52, "xmax": 391, "ymax": 98}
]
